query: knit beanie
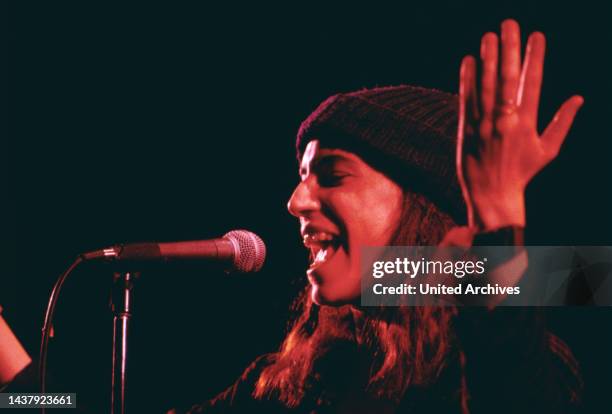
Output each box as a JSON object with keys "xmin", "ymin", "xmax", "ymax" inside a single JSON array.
[{"xmin": 296, "ymin": 85, "xmax": 466, "ymax": 223}]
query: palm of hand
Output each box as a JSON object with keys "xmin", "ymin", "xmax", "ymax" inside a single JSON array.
[{"xmin": 458, "ymin": 19, "xmax": 583, "ymax": 230}]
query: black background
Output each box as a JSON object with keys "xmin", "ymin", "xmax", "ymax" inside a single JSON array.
[{"xmin": 3, "ymin": 1, "xmax": 612, "ymax": 413}]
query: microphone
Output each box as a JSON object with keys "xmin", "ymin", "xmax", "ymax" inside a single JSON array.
[{"xmin": 81, "ymin": 230, "xmax": 266, "ymax": 272}]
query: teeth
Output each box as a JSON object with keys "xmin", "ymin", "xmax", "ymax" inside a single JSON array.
[
  {"xmin": 303, "ymin": 232, "xmax": 335, "ymax": 246},
  {"xmin": 310, "ymin": 245, "xmax": 335, "ymax": 269},
  {"xmin": 302, "ymin": 231, "xmax": 340, "ymax": 270},
  {"xmin": 314, "ymin": 248, "xmax": 328, "ymax": 263}
]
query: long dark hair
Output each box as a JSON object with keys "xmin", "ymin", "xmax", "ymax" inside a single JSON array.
[{"xmin": 254, "ymin": 191, "xmax": 467, "ymax": 409}]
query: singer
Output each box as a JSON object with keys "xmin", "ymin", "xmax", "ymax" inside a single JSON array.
[{"xmin": 175, "ymin": 20, "xmax": 583, "ymax": 414}]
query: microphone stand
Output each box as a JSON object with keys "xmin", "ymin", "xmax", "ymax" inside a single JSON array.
[{"xmin": 110, "ymin": 271, "xmax": 138, "ymax": 414}]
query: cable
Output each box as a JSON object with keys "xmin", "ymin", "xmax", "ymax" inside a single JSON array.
[{"xmin": 39, "ymin": 256, "xmax": 83, "ymax": 414}]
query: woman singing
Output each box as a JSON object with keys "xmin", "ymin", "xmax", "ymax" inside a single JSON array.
[{"xmin": 175, "ymin": 19, "xmax": 584, "ymax": 414}]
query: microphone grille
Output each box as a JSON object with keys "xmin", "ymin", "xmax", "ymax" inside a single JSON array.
[{"xmin": 223, "ymin": 230, "xmax": 266, "ymax": 273}]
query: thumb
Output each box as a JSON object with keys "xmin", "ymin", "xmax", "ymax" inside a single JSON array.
[{"xmin": 541, "ymin": 95, "xmax": 584, "ymax": 157}]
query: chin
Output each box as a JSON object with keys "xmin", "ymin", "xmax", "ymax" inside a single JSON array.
[
  {"xmin": 310, "ymin": 287, "xmax": 326, "ymax": 306},
  {"xmin": 310, "ymin": 283, "xmax": 359, "ymax": 306}
]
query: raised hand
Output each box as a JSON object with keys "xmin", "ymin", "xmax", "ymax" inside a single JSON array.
[{"xmin": 457, "ymin": 19, "xmax": 583, "ymax": 230}]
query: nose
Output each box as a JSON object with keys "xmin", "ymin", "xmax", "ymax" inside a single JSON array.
[{"xmin": 287, "ymin": 179, "xmax": 320, "ymax": 218}]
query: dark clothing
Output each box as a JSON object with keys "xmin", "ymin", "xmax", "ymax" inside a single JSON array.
[{"xmin": 176, "ymin": 309, "xmax": 581, "ymax": 414}]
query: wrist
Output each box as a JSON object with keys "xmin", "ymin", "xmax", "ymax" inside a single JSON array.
[{"xmin": 468, "ymin": 191, "xmax": 526, "ymax": 230}]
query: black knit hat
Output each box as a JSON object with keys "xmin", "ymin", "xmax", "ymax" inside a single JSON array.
[{"xmin": 296, "ymin": 85, "xmax": 466, "ymax": 223}]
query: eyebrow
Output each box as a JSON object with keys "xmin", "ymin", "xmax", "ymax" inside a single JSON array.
[{"xmin": 300, "ymin": 154, "xmax": 357, "ymax": 176}]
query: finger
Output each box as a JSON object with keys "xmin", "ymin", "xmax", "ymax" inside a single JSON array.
[
  {"xmin": 480, "ymin": 32, "xmax": 498, "ymax": 135},
  {"xmin": 499, "ymin": 19, "xmax": 521, "ymax": 105},
  {"xmin": 459, "ymin": 55, "xmax": 479, "ymax": 137},
  {"xmin": 458, "ymin": 56, "xmax": 478, "ymax": 225},
  {"xmin": 518, "ymin": 32, "xmax": 546, "ymax": 124},
  {"xmin": 541, "ymin": 95, "xmax": 584, "ymax": 157}
]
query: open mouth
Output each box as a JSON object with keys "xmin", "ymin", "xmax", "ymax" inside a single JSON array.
[{"xmin": 303, "ymin": 231, "xmax": 342, "ymax": 271}]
